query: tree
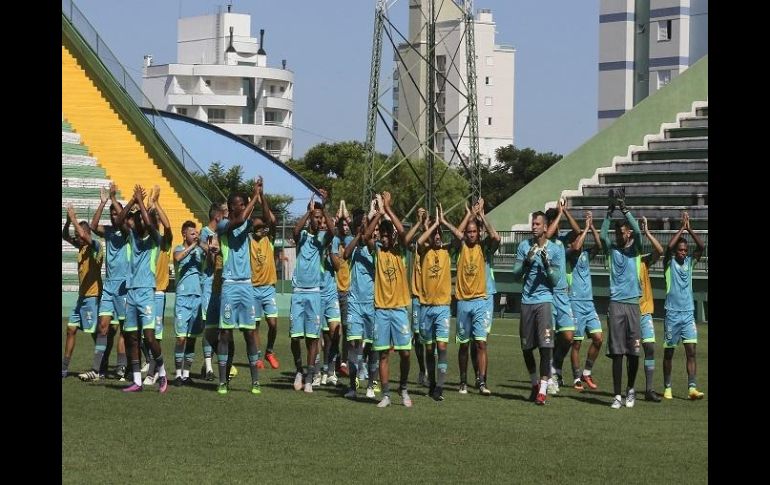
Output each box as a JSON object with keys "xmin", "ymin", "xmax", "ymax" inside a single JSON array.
[
  {"xmin": 481, "ymin": 145, "xmax": 562, "ymax": 210},
  {"xmin": 191, "ymin": 162, "xmax": 294, "ymax": 215}
]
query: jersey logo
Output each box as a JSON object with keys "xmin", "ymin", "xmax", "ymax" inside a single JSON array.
[
  {"xmin": 463, "ymin": 263, "xmax": 478, "ymax": 277},
  {"xmin": 429, "ymin": 262, "xmax": 442, "ymax": 278},
  {"xmin": 383, "ymin": 259, "xmax": 398, "ymax": 282}
]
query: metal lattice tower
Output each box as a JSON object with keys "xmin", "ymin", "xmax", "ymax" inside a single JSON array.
[{"xmin": 362, "ymin": 0, "xmax": 481, "ymax": 213}]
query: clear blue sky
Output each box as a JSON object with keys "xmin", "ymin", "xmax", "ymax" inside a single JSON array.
[{"xmin": 74, "ymin": 0, "xmax": 599, "ymax": 159}]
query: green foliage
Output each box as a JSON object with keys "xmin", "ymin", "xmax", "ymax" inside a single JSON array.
[
  {"xmin": 191, "ymin": 162, "xmax": 294, "ymax": 214},
  {"xmin": 481, "ymin": 145, "xmax": 562, "ymax": 210}
]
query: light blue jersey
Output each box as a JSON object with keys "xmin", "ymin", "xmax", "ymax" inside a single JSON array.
[
  {"xmin": 217, "ymin": 219, "xmax": 253, "ymax": 281},
  {"xmin": 174, "ymin": 245, "xmax": 204, "ymax": 296},
  {"xmin": 551, "ymin": 237, "xmax": 568, "ymax": 292},
  {"xmin": 665, "ymin": 255, "xmax": 694, "ymax": 311},
  {"xmin": 607, "ymin": 247, "xmax": 641, "ymax": 301},
  {"xmin": 321, "ymin": 249, "xmax": 337, "ymax": 298},
  {"xmin": 200, "ymin": 225, "xmax": 216, "ymax": 283},
  {"xmin": 515, "ymin": 238, "xmax": 560, "ymax": 305},
  {"xmin": 103, "ymin": 226, "xmax": 130, "ymax": 282},
  {"xmin": 127, "ymin": 229, "xmax": 161, "ymax": 289},
  {"xmin": 567, "ymin": 249, "xmax": 594, "ymax": 301},
  {"xmin": 348, "ymin": 244, "xmax": 375, "ymax": 303},
  {"xmin": 292, "ymin": 230, "xmax": 325, "ymax": 289},
  {"xmin": 484, "ymin": 242, "xmax": 497, "ymax": 295}
]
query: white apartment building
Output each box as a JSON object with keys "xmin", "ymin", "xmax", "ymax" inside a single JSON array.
[
  {"xmin": 393, "ymin": 1, "xmax": 515, "ymax": 167},
  {"xmin": 142, "ymin": 8, "xmax": 294, "ymax": 161},
  {"xmin": 598, "ymin": 0, "xmax": 708, "ymax": 130}
]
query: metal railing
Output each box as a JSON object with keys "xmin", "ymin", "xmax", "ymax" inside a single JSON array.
[{"xmin": 62, "ymin": 0, "xmax": 225, "ymax": 203}]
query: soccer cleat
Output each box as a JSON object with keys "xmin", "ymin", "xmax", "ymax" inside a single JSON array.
[
  {"xmin": 663, "ymin": 387, "xmax": 673, "ymax": 400},
  {"xmin": 625, "ymin": 388, "xmax": 636, "ymax": 408},
  {"xmin": 401, "ymin": 390, "xmax": 413, "ymax": 408},
  {"xmin": 217, "ymin": 383, "xmax": 228, "ymax": 395},
  {"xmin": 229, "ymin": 366, "xmax": 239, "ymax": 378},
  {"xmin": 688, "ymin": 387, "xmax": 704, "ymax": 400},
  {"xmin": 529, "ymin": 384, "xmax": 539, "ymax": 402},
  {"xmin": 174, "ymin": 377, "xmax": 183, "ymax": 387},
  {"xmin": 372, "ymin": 380, "xmax": 381, "ymax": 394},
  {"xmin": 205, "ymin": 370, "xmax": 215, "ymax": 382},
  {"xmin": 158, "ymin": 376, "xmax": 168, "ymax": 393},
  {"xmin": 547, "ymin": 378, "xmax": 560, "ymax": 396},
  {"xmin": 143, "ymin": 374, "xmax": 158, "ymax": 386},
  {"xmin": 535, "ymin": 392, "xmax": 547, "ymax": 405},
  {"xmin": 610, "ymin": 395, "xmax": 623, "ymax": 409},
  {"xmin": 432, "ymin": 386, "xmax": 445, "ymax": 401},
  {"xmin": 581, "ymin": 374, "xmax": 598, "ymax": 390},
  {"xmin": 251, "ymin": 382, "xmax": 262, "ymax": 395},
  {"xmin": 293, "ymin": 372, "xmax": 304, "ymax": 391},
  {"xmin": 183, "ymin": 376, "xmax": 194, "ymax": 386},
  {"xmin": 265, "ymin": 352, "xmax": 280, "ymax": 369},
  {"xmin": 554, "ymin": 373, "xmax": 565, "ymax": 387},
  {"xmin": 458, "ymin": 383, "xmax": 468, "ymax": 394},
  {"xmin": 327, "ymin": 372, "xmax": 338, "ymax": 386},
  {"xmin": 377, "ymin": 395, "xmax": 391, "ymax": 408},
  {"xmin": 344, "ymin": 388, "xmax": 357, "ymax": 399},
  {"xmin": 116, "ymin": 365, "xmax": 126, "ymax": 381},
  {"xmin": 645, "ymin": 390, "xmax": 662, "ymax": 402},
  {"xmin": 479, "ymin": 383, "xmax": 492, "ymax": 396},
  {"xmin": 321, "ymin": 373, "xmax": 328, "ymax": 386},
  {"xmin": 366, "ymin": 387, "xmax": 376, "ymax": 399},
  {"xmin": 312, "ymin": 375, "xmax": 322, "ymax": 387},
  {"xmin": 256, "ymin": 359, "xmax": 265, "ymax": 370},
  {"xmin": 78, "ymin": 370, "xmax": 101, "ymax": 382},
  {"xmin": 339, "ymin": 362, "xmax": 349, "ymax": 377},
  {"xmin": 304, "ymin": 382, "xmax": 313, "ymax": 393},
  {"xmin": 573, "ymin": 379, "xmax": 584, "ymax": 392},
  {"xmin": 122, "ymin": 383, "xmax": 143, "ymax": 392},
  {"xmin": 474, "ymin": 376, "xmax": 481, "ymax": 389}
]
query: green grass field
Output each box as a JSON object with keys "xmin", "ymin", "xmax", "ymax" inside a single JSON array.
[{"xmin": 62, "ymin": 317, "xmax": 707, "ymax": 483}]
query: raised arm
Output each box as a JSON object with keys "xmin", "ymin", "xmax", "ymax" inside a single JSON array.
[
  {"xmin": 586, "ymin": 212, "xmax": 603, "ymax": 259},
  {"xmin": 343, "ymin": 219, "xmax": 366, "ymax": 260},
  {"xmin": 560, "ymin": 199, "xmax": 582, "ymax": 234},
  {"xmin": 134, "ymin": 185, "xmax": 160, "ymax": 241},
  {"xmin": 258, "ymin": 177, "xmax": 277, "ymax": 226},
  {"xmin": 477, "ymin": 198, "xmax": 500, "ymax": 253},
  {"xmin": 293, "ymin": 200, "xmax": 313, "ymax": 242},
  {"xmin": 683, "ymin": 212, "xmax": 704, "ymax": 262},
  {"xmin": 456, "ymin": 202, "xmax": 474, "ymax": 234},
  {"xmin": 545, "ymin": 199, "xmax": 564, "ymax": 239},
  {"xmin": 600, "ymin": 212, "xmax": 612, "ymax": 255},
  {"xmin": 381, "ymin": 191, "xmax": 407, "ymax": 247},
  {"xmin": 417, "ymin": 211, "xmax": 440, "ymax": 248},
  {"xmin": 67, "ymin": 204, "xmax": 92, "ymax": 246},
  {"xmin": 641, "ymin": 216, "xmax": 664, "ymax": 265},
  {"xmin": 151, "ymin": 187, "xmax": 173, "ymax": 248},
  {"xmin": 90, "ymin": 186, "xmax": 109, "ymax": 236},
  {"xmin": 404, "ymin": 207, "xmax": 426, "ymax": 247},
  {"xmin": 174, "ymin": 237, "xmax": 200, "ymax": 263},
  {"xmin": 62, "ymin": 209, "xmax": 77, "ymax": 247},
  {"xmin": 363, "ymin": 210, "xmax": 384, "ymax": 252},
  {"xmin": 440, "ymin": 203, "xmax": 463, "ymax": 241}
]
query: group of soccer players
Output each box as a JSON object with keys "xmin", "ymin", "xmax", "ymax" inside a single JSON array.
[{"xmin": 62, "ymin": 179, "xmax": 706, "ymax": 408}]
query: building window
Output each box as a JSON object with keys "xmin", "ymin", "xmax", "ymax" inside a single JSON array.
[
  {"xmin": 657, "ymin": 70, "xmax": 672, "ymax": 89},
  {"xmin": 265, "ymin": 111, "xmax": 277, "ymax": 123},
  {"xmin": 485, "ymin": 76, "xmax": 492, "ymax": 85},
  {"xmin": 658, "ymin": 20, "xmax": 672, "ymax": 41},
  {"xmin": 280, "ymin": 86, "xmax": 285, "ymax": 93},
  {"xmin": 487, "ymin": 117, "xmax": 492, "ymax": 125},
  {"xmin": 484, "ymin": 96, "xmax": 493, "ymax": 106},
  {"xmin": 176, "ymin": 107, "xmax": 187, "ymax": 116},
  {"xmin": 208, "ymin": 108, "xmax": 226, "ymax": 122},
  {"xmin": 269, "ymin": 85, "xmax": 276, "ymax": 94},
  {"xmin": 485, "ymin": 56, "xmax": 494, "ymax": 66},
  {"xmin": 204, "ymin": 79, "xmax": 211, "ymax": 87},
  {"xmin": 265, "ymin": 139, "xmax": 281, "ymax": 151}
]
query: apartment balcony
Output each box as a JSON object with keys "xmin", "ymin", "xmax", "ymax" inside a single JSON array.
[
  {"xmin": 168, "ymin": 93, "xmax": 246, "ymax": 107},
  {"xmin": 212, "ymin": 121, "xmax": 292, "ymax": 141},
  {"xmin": 263, "ymin": 95, "xmax": 293, "ymax": 111}
]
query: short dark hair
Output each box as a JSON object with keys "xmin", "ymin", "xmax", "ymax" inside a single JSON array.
[
  {"xmin": 379, "ymin": 219, "xmax": 394, "ymax": 235},
  {"xmin": 227, "ymin": 192, "xmax": 247, "ymax": 210},
  {"xmin": 352, "ymin": 210, "xmax": 365, "ymax": 235},
  {"xmin": 78, "ymin": 221, "xmax": 90, "ymax": 231},
  {"xmin": 565, "ymin": 230, "xmax": 579, "ymax": 245},
  {"xmin": 675, "ymin": 237, "xmax": 688, "ymax": 247},
  {"xmin": 208, "ymin": 202, "xmax": 224, "ymax": 220},
  {"xmin": 531, "ymin": 211, "xmax": 546, "ymax": 222},
  {"xmin": 182, "ymin": 220, "xmax": 196, "ymax": 232},
  {"xmin": 544, "ymin": 208, "xmax": 558, "ymax": 224}
]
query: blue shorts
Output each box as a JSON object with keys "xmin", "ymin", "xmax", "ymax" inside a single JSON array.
[
  {"xmin": 347, "ymin": 300, "xmax": 375, "ymax": 342},
  {"xmin": 664, "ymin": 310, "xmax": 697, "ymax": 348},
  {"xmin": 373, "ymin": 307, "xmax": 411, "ymax": 351},
  {"xmin": 124, "ymin": 287, "xmax": 156, "ymax": 333},
  {"xmin": 220, "ymin": 282, "xmax": 257, "ymax": 330},
  {"xmin": 253, "ymin": 285, "xmax": 278, "ymax": 321},
  {"xmin": 321, "ymin": 292, "xmax": 341, "ymax": 331},
  {"xmin": 174, "ymin": 294, "xmax": 203, "ymax": 338},
  {"xmin": 572, "ymin": 300, "xmax": 602, "ymax": 340},
  {"xmin": 67, "ymin": 296, "xmax": 99, "ymax": 333},
  {"xmin": 552, "ymin": 291, "xmax": 576, "ymax": 332},
  {"xmin": 290, "ymin": 292, "xmax": 321, "ymax": 338},
  {"xmin": 411, "ymin": 297, "xmax": 421, "ymax": 334},
  {"xmin": 154, "ymin": 291, "xmax": 166, "ymax": 339},
  {"xmin": 98, "ymin": 279, "xmax": 127, "ymax": 323},
  {"xmin": 640, "ymin": 313, "xmax": 656, "ymax": 343},
  {"xmin": 419, "ymin": 305, "xmax": 451, "ymax": 344},
  {"xmin": 456, "ymin": 297, "xmax": 491, "ymax": 343},
  {"xmin": 484, "ymin": 294, "xmax": 495, "ymax": 334}
]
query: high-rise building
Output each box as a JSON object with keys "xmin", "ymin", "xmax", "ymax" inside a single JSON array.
[
  {"xmin": 598, "ymin": 0, "xmax": 708, "ymax": 130},
  {"xmin": 143, "ymin": 7, "xmax": 294, "ymax": 161}
]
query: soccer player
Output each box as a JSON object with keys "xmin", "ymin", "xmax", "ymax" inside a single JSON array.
[
  {"xmin": 662, "ymin": 211, "xmax": 706, "ymax": 400},
  {"xmin": 249, "ymin": 178, "xmax": 280, "ymax": 371},
  {"xmin": 331, "ymin": 205, "xmax": 353, "ymax": 379},
  {"xmin": 62, "ymin": 205, "xmax": 104, "ymax": 380},
  {"xmin": 368, "ymin": 191, "xmax": 414, "ymax": 408},
  {"xmin": 447, "ymin": 201, "xmax": 493, "ymax": 396},
  {"xmin": 637, "ymin": 216, "xmax": 664, "ymax": 402},
  {"xmin": 172, "ymin": 221, "xmax": 206, "ymax": 385},
  {"xmin": 144, "ymin": 187, "xmax": 173, "ymax": 386},
  {"xmin": 215, "ymin": 180, "xmax": 263, "ymax": 395},
  {"xmin": 342, "ymin": 210, "xmax": 377, "ymax": 399},
  {"xmin": 564, "ymin": 210, "xmax": 604, "ymax": 392},
  {"xmin": 317, "ymin": 214, "xmax": 342, "ymax": 386},
  {"xmin": 544, "ymin": 202, "xmax": 577, "ymax": 394},
  {"xmin": 600, "ymin": 189, "xmax": 643, "ymax": 409},
  {"xmin": 86, "ymin": 183, "xmax": 129, "ymax": 381},
  {"xmin": 512, "ymin": 211, "xmax": 561, "ymax": 405},
  {"xmin": 290, "ymin": 189, "xmax": 334, "ymax": 393},
  {"xmin": 115, "ymin": 185, "xmax": 169, "ymax": 393},
  {"xmin": 416, "ymin": 207, "xmax": 453, "ymax": 400},
  {"xmin": 200, "ymin": 202, "xmax": 227, "ymax": 381},
  {"xmin": 408, "ymin": 208, "xmax": 429, "ymax": 387}
]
